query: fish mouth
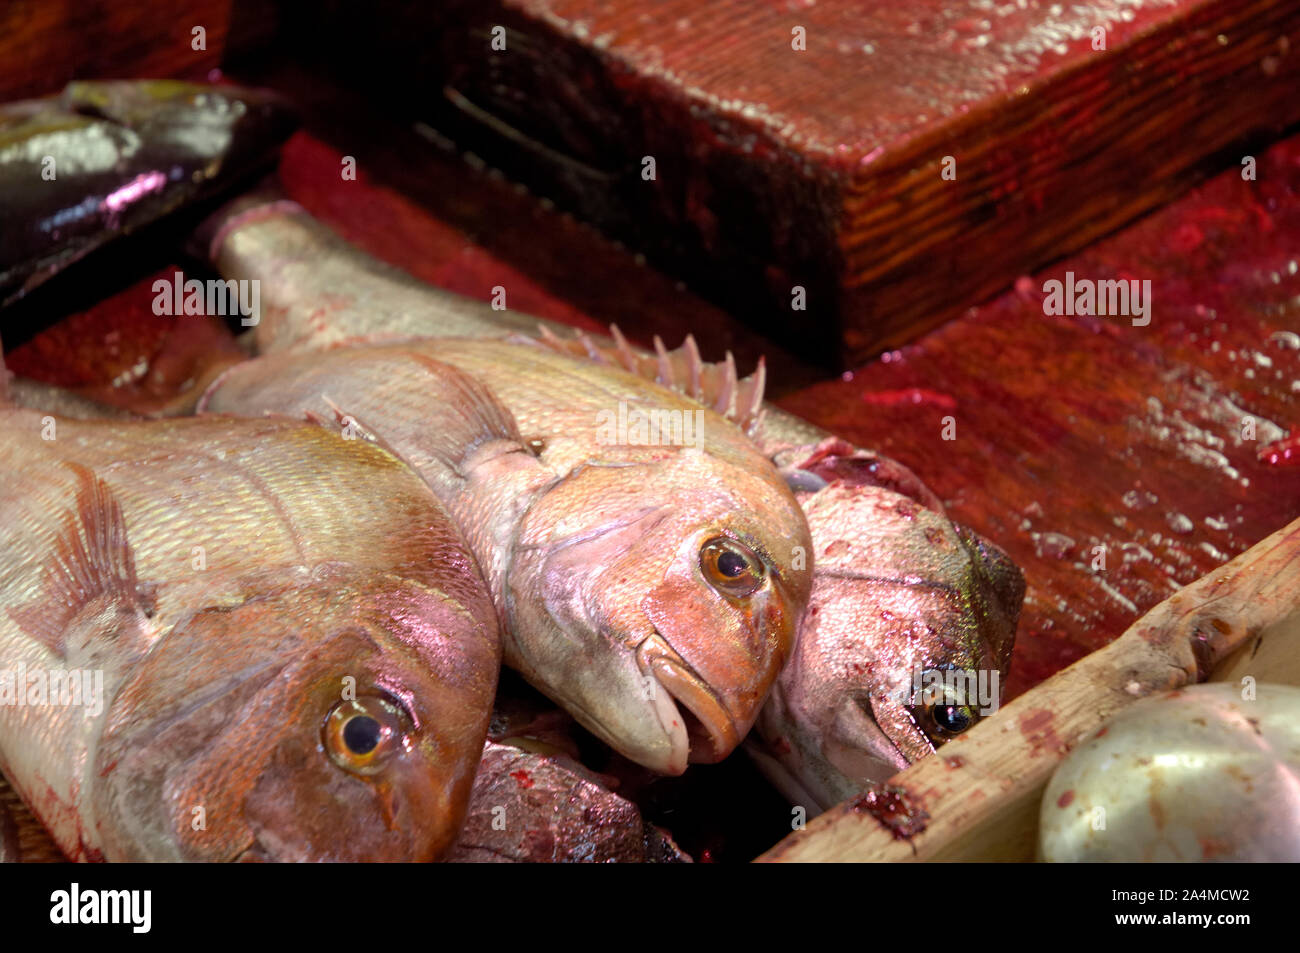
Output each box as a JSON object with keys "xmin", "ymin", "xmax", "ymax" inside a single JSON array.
[
  {"xmin": 638, "ymin": 636, "xmax": 739, "ymax": 765},
  {"xmin": 860, "ymin": 694, "xmax": 939, "ymax": 764}
]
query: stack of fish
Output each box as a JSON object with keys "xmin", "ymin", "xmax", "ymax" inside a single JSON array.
[{"xmin": 0, "ymin": 82, "xmax": 1024, "ymax": 862}]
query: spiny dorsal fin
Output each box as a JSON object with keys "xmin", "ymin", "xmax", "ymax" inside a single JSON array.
[
  {"xmin": 8, "ymin": 462, "xmax": 150, "ymax": 657},
  {"xmin": 529, "ymin": 323, "xmax": 767, "ymax": 436}
]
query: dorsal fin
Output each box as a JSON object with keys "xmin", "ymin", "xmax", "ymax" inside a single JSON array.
[
  {"xmin": 7, "ymin": 462, "xmax": 150, "ymax": 657},
  {"xmin": 296, "ymin": 352, "xmax": 526, "ymax": 485},
  {"xmin": 529, "ymin": 324, "xmax": 767, "ymax": 437}
]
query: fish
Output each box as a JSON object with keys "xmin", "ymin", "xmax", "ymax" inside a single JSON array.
[
  {"xmin": 7, "ymin": 377, "xmax": 136, "ymax": 420},
  {"xmin": 748, "ymin": 477, "xmax": 1024, "ymax": 810},
  {"xmin": 194, "ymin": 197, "xmax": 1024, "ymax": 807},
  {"xmin": 0, "ymin": 80, "xmax": 295, "ymax": 308},
  {"xmin": 198, "ymin": 337, "xmax": 814, "ymax": 776},
  {"xmin": 512, "ymin": 339, "xmax": 1023, "ymax": 810},
  {"xmin": 0, "ymin": 393, "xmax": 500, "ymax": 860},
  {"xmin": 445, "ymin": 741, "xmax": 691, "ymax": 863}
]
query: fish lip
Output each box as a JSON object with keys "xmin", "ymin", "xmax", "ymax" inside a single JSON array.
[
  {"xmin": 638, "ymin": 636, "xmax": 739, "ymax": 763},
  {"xmin": 860, "ymin": 694, "xmax": 935, "ymax": 765}
]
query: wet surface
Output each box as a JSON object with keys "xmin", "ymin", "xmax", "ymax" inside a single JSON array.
[
  {"xmin": 780, "ymin": 137, "xmax": 1300, "ymax": 696},
  {"xmin": 308, "ymin": 0, "xmax": 1300, "ymax": 363},
  {"xmin": 13, "ymin": 118, "xmax": 1298, "ymax": 702},
  {"xmin": 6, "ymin": 73, "xmax": 1300, "ymax": 858}
]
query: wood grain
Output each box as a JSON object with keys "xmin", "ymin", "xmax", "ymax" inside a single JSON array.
[
  {"xmin": 0, "ymin": 0, "xmax": 231, "ymax": 102},
  {"xmin": 295, "ymin": 0, "xmax": 1300, "ymax": 365}
]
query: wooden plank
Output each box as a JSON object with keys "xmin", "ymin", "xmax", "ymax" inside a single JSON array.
[
  {"xmin": 758, "ymin": 516, "xmax": 1300, "ymax": 862},
  {"xmin": 293, "ymin": 0, "xmax": 1300, "ymax": 365},
  {"xmin": 0, "ymin": 0, "xmax": 231, "ymax": 102}
]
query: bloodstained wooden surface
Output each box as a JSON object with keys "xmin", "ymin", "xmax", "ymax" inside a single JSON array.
[
  {"xmin": 11, "ymin": 117, "xmax": 1300, "ymax": 705},
  {"xmin": 288, "ymin": 0, "xmax": 1300, "ymax": 365},
  {"xmin": 0, "ymin": 0, "xmax": 232, "ymax": 102},
  {"xmin": 781, "ymin": 138, "xmax": 1300, "ymax": 696}
]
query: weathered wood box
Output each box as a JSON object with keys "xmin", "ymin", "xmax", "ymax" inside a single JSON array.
[{"xmin": 283, "ymin": 0, "xmax": 1300, "ymax": 366}]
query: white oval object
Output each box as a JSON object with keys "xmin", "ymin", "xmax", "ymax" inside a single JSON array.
[{"xmin": 1040, "ymin": 682, "xmax": 1300, "ymax": 862}]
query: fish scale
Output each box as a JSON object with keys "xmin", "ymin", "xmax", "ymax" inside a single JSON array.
[
  {"xmin": 0, "ymin": 407, "xmax": 500, "ymax": 861},
  {"xmin": 198, "ymin": 196, "xmax": 1025, "ymax": 801},
  {"xmin": 202, "ymin": 336, "xmax": 813, "ymax": 776}
]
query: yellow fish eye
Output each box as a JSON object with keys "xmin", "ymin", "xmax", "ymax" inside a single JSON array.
[
  {"xmin": 323, "ymin": 696, "xmax": 408, "ymax": 775},
  {"xmin": 700, "ymin": 537, "xmax": 766, "ymax": 598}
]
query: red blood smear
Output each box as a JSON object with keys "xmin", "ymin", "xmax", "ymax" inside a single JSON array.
[
  {"xmin": 849, "ymin": 784, "xmax": 929, "ymax": 840},
  {"xmin": 779, "ymin": 135, "xmax": 1300, "ymax": 700},
  {"xmin": 1018, "ymin": 708, "xmax": 1067, "ymax": 756},
  {"xmin": 1057, "ymin": 790, "xmax": 1075, "ymax": 808},
  {"xmin": 510, "ymin": 770, "xmax": 535, "ymax": 789}
]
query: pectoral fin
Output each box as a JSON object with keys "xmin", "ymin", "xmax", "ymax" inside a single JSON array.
[{"xmin": 7, "ymin": 462, "xmax": 151, "ymax": 658}]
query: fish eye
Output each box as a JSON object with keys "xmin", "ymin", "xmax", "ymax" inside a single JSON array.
[
  {"xmin": 700, "ymin": 537, "xmax": 766, "ymax": 598},
  {"xmin": 903, "ymin": 672, "xmax": 981, "ymax": 745},
  {"xmin": 930, "ymin": 702, "xmax": 974, "ymax": 735},
  {"xmin": 907, "ymin": 699, "xmax": 978, "ymax": 744},
  {"xmin": 323, "ymin": 695, "xmax": 409, "ymax": 775}
]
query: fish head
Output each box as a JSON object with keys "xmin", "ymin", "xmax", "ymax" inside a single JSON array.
[
  {"xmin": 92, "ymin": 569, "xmax": 498, "ymax": 861},
  {"xmin": 755, "ymin": 447, "xmax": 1024, "ymax": 810},
  {"xmin": 508, "ymin": 445, "xmax": 813, "ymax": 775}
]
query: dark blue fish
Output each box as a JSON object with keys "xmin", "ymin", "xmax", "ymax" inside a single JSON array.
[{"xmin": 0, "ymin": 80, "xmax": 295, "ymax": 307}]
